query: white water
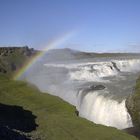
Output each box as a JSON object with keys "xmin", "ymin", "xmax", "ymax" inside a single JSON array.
[
  {"xmin": 45, "ymin": 59, "xmax": 140, "ymax": 81},
  {"xmin": 23, "ymin": 57, "xmax": 140, "ymax": 129},
  {"xmin": 77, "ymin": 90, "xmax": 132, "ymax": 129}
]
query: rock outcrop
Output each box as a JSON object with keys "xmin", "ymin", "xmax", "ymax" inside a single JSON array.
[
  {"xmin": 0, "ymin": 46, "xmax": 36, "ymax": 74},
  {"xmin": 0, "ymin": 46, "xmax": 34, "ymax": 57},
  {"xmin": 126, "ymin": 77, "xmax": 140, "ymax": 128}
]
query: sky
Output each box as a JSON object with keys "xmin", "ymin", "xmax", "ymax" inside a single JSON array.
[{"xmin": 0, "ymin": 0, "xmax": 140, "ymax": 52}]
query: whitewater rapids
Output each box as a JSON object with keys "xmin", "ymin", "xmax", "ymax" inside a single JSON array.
[{"xmin": 22, "ymin": 55, "xmax": 140, "ymax": 129}]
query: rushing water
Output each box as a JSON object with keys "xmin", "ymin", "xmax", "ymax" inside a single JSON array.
[{"xmin": 21, "ymin": 50, "xmax": 140, "ymax": 129}]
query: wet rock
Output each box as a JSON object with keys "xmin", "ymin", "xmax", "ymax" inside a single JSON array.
[
  {"xmin": 90, "ymin": 85, "xmax": 105, "ymax": 90},
  {"xmin": 126, "ymin": 77, "xmax": 140, "ymax": 129},
  {"xmin": 75, "ymin": 110, "xmax": 79, "ymax": 116},
  {"xmin": 111, "ymin": 61, "xmax": 120, "ymax": 71}
]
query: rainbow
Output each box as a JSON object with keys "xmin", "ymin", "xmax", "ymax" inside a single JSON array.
[{"xmin": 13, "ymin": 32, "xmax": 74, "ymax": 80}]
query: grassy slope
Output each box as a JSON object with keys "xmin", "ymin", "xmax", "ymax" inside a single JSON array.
[{"xmin": 0, "ymin": 75, "xmax": 137, "ymax": 140}]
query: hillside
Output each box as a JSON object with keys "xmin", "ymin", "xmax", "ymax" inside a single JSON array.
[
  {"xmin": 44, "ymin": 48, "xmax": 140, "ymax": 63},
  {"xmin": 0, "ymin": 46, "xmax": 36, "ymax": 75}
]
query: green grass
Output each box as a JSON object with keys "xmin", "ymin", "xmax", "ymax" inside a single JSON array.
[{"xmin": 0, "ymin": 75, "xmax": 137, "ymax": 140}]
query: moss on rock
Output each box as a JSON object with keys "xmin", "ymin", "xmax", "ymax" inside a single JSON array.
[{"xmin": 126, "ymin": 77, "xmax": 140, "ymax": 128}]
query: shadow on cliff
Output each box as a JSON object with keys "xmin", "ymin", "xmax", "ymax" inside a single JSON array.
[
  {"xmin": 124, "ymin": 127, "xmax": 140, "ymax": 140},
  {"xmin": 0, "ymin": 103, "xmax": 38, "ymax": 140}
]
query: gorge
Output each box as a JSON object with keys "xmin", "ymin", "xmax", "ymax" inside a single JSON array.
[{"xmin": 19, "ymin": 49, "xmax": 140, "ymax": 130}]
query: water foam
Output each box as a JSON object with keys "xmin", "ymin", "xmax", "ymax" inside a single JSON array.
[
  {"xmin": 76, "ymin": 90, "xmax": 133, "ymax": 129},
  {"xmin": 45, "ymin": 59, "xmax": 140, "ymax": 82},
  {"xmin": 114, "ymin": 59, "xmax": 140, "ymax": 72},
  {"xmin": 69, "ymin": 62, "xmax": 118, "ymax": 81}
]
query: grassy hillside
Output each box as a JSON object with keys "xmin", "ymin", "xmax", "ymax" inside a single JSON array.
[{"xmin": 0, "ymin": 74, "xmax": 137, "ymax": 140}]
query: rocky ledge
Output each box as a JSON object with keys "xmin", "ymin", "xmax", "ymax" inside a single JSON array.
[{"xmin": 0, "ymin": 46, "xmax": 37, "ymax": 74}]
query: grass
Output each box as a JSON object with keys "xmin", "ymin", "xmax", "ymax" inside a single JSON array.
[{"xmin": 0, "ymin": 74, "xmax": 137, "ymax": 140}]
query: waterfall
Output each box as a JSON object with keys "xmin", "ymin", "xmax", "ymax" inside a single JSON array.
[
  {"xmin": 25, "ymin": 58, "xmax": 140, "ymax": 129},
  {"xmin": 76, "ymin": 89, "xmax": 133, "ymax": 129}
]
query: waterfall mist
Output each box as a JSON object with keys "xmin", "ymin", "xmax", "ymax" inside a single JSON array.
[{"xmin": 20, "ymin": 49, "xmax": 140, "ymax": 129}]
